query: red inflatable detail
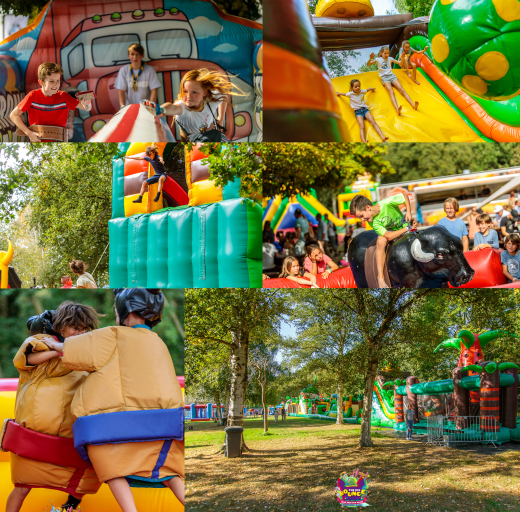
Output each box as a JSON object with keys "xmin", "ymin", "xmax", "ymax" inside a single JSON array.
[
  {"xmin": 0, "ymin": 378, "xmax": 18, "ymax": 391},
  {"xmin": 123, "ymin": 152, "xmax": 148, "ymax": 177},
  {"xmin": 490, "ymin": 282, "xmax": 520, "ymax": 288},
  {"xmin": 263, "ymin": 266, "xmax": 357, "ymax": 288},
  {"xmin": 2, "ymin": 420, "xmax": 92, "ymax": 470},
  {"xmin": 449, "ymin": 249, "xmax": 506, "ymax": 289},
  {"xmin": 163, "ymin": 176, "xmax": 189, "ymax": 206},
  {"xmin": 190, "ymin": 143, "xmax": 211, "ymax": 163}
]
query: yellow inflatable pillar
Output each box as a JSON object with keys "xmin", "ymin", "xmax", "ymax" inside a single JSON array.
[
  {"xmin": 0, "ymin": 240, "xmax": 13, "ymax": 289},
  {"xmin": 316, "ymin": 0, "xmax": 374, "ymax": 18}
]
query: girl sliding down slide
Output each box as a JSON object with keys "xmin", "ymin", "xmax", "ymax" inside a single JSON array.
[
  {"xmin": 368, "ymin": 47, "xmax": 419, "ymax": 115},
  {"xmin": 398, "ymin": 40, "xmax": 428, "ymax": 85},
  {"xmin": 336, "ymin": 79, "xmax": 388, "ymax": 142},
  {"xmin": 142, "ymin": 68, "xmax": 246, "ymax": 142},
  {"xmin": 279, "ymin": 256, "xmax": 319, "ymax": 288},
  {"xmin": 4, "ymin": 303, "xmax": 103, "ymax": 512}
]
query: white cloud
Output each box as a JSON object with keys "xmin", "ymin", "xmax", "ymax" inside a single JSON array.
[
  {"xmin": 213, "ymin": 43, "xmax": 238, "ymax": 53},
  {"xmin": 190, "ymin": 16, "xmax": 223, "ymax": 39}
]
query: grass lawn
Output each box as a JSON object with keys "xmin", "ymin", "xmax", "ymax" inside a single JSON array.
[{"xmin": 185, "ymin": 416, "xmax": 520, "ymax": 512}]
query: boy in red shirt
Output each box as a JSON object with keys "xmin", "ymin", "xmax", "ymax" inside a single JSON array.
[{"xmin": 10, "ymin": 62, "xmax": 92, "ymax": 142}]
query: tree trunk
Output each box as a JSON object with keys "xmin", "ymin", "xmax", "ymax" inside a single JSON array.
[
  {"xmin": 336, "ymin": 340, "xmax": 344, "ymax": 425},
  {"xmin": 228, "ymin": 331, "xmax": 248, "ymax": 427},
  {"xmin": 213, "ymin": 389, "xmax": 222, "ymax": 424},
  {"xmin": 228, "ymin": 331, "xmax": 249, "ymax": 452},
  {"xmin": 261, "ymin": 383, "xmax": 269, "ymax": 433},
  {"xmin": 360, "ymin": 346, "xmax": 378, "ymax": 448},
  {"xmin": 224, "ymin": 385, "xmax": 230, "ymax": 426}
]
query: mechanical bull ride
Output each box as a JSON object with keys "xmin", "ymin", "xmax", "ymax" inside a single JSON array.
[{"xmin": 348, "ymin": 226, "xmax": 474, "ymax": 288}]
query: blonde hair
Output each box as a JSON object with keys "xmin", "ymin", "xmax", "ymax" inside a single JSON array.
[
  {"xmin": 279, "ymin": 257, "xmax": 299, "ymax": 278},
  {"xmin": 177, "ymin": 68, "xmax": 245, "ymax": 111},
  {"xmin": 444, "ymin": 197, "xmax": 459, "ymax": 213},
  {"xmin": 128, "ymin": 43, "xmax": 144, "ymax": 56},
  {"xmin": 38, "ymin": 62, "xmax": 63, "ymax": 82},
  {"xmin": 378, "ymin": 46, "xmax": 390, "ymax": 58},
  {"xmin": 401, "ymin": 39, "xmax": 410, "ymax": 50}
]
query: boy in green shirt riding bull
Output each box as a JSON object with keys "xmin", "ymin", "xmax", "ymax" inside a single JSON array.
[{"xmin": 350, "ymin": 193, "xmax": 416, "ymax": 288}]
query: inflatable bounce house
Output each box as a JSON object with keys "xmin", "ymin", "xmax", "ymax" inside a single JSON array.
[
  {"xmin": 109, "ymin": 142, "xmax": 262, "ymax": 288},
  {"xmin": 0, "ymin": 377, "xmax": 184, "ymax": 511},
  {"xmin": 286, "ymin": 330, "xmax": 520, "ymax": 445},
  {"xmin": 0, "ymin": 0, "xmax": 262, "ymax": 142},
  {"xmin": 265, "ymin": 0, "xmax": 520, "ymax": 142},
  {"xmin": 285, "ymin": 379, "xmax": 393, "ymax": 428}
]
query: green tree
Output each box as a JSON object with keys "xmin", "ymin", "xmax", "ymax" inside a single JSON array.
[
  {"xmin": 401, "ymin": 0, "xmax": 435, "ymax": 17},
  {"xmin": 185, "ymin": 289, "xmax": 287, "ymax": 446},
  {"xmin": 383, "ymin": 143, "xmax": 517, "ymax": 183},
  {"xmin": 324, "ymin": 50, "xmax": 362, "ymax": 79},
  {"xmin": 0, "ymin": 143, "xmax": 119, "ymax": 287},
  {"xmin": 284, "ymin": 290, "xmax": 362, "ymax": 425},
  {"xmin": 0, "ymin": 289, "xmax": 184, "ymax": 378},
  {"xmin": 261, "ymin": 143, "xmax": 392, "ymax": 198}
]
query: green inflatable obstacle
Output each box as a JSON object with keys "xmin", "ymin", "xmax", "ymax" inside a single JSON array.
[
  {"xmin": 109, "ymin": 144, "xmax": 262, "ymax": 288},
  {"xmin": 429, "ymin": 0, "xmax": 520, "ymax": 100}
]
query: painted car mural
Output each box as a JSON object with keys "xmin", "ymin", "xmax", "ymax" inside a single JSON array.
[{"xmin": 0, "ymin": 0, "xmax": 262, "ymax": 142}]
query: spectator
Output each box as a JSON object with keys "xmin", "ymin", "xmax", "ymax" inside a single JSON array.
[
  {"xmin": 294, "ymin": 209, "xmax": 309, "ymax": 257},
  {"xmin": 275, "ymin": 231, "xmax": 286, "ymax": 253},
  {"xmin": 115, "ymin": 44, "xmax": 161, "ymax": 108},
  {"xmin": 59, "ymin": 275, "xmax": 73, "ymax": 289},
  {"xmin": 315, "ymin": 213, "xmax": 330, "ymax": 254},
  {"xmin": 352, "ymin": 221, "xmax": 366, "ymax": 238},
  {"xmin": 480, "ymin": 185, "xmax": 491, "ymax": 197},
  {"xmin": 304, "ymin": 244, "xmax": 338, "ymax": 279},
  {"xmin": 467, "ymin": 206, "xmax": 479, "ymax": 241},
  {"xmin": 459, "ymin": 189, "xmax": 468, "ymax": 201},
  {"xmin": 508, "ymin": 190, "xmax": 517, "ymax": 211},
  {"xmin": 515, "ymin": 199, "xmax": 520, "ymax": 213},
  {"xmin": 500, "ymin": 210, "xmax": 515, "ymax": 238},
  {"xmin": 262, "ymin": 233, "xmax": 277, "ymax": 272},
  {"xmin": 501, "ymin": 234, "xmax": 520, "ymax": 283},
  {"xmin": 493, "ymin": 205, "xmax": 506, "ymax": 227},
  {"xmin": 285, "ymin": 233, "xmax": 297, "ymax": 256},
  {"xmin": 437, "ymin": 197, "xmax": 469, "ymax": 251},
  {"xmin": 69, "ymin": 260, "xmax": 97, "ymax": 288},
  {"xmin": 263, "ymin": 220, "xmax": 275, "ymax": 244},
  {"xmin": 473, "ymin": 214, "xmax": 499, "ymax": 251},
  {"xmin": 281, "ymin": 406, "xmax": 286, "ymax": 421},
  {"xmin": 325, "ymin": 214, "xmax": 338, "ymax": 256}
]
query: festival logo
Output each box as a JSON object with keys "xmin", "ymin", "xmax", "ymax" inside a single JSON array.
[{"xmin": 333, "ymin": 469, "xmax": 370, "ymax": 507}]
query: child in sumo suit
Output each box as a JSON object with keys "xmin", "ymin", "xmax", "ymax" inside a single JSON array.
[
  {"xmin": 4, "ymin": 303, "xmax": 103, "ymax": 512},
  {"xmin": 41, "ymin": 288, "xmax": 185, "ymax": 512}
]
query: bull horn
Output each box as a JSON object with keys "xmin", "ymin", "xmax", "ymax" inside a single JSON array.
[
  {"xmin": 433, "ymin": 337, "xmax": 461, "ymax": 353},
  {"xmin": 0, "ymin": 240, "xmax": 13, "ymax": 266},
  {"xmin": 411, "ymin": 238, "xmax": 434, "ymax": 263},
  {"xmin": 457, "ymin": 329, "xmax": 475, "ymax": 349},
  {"xmin": 479, "ymin": 330, "xmax": 518, "ymax": 348}
]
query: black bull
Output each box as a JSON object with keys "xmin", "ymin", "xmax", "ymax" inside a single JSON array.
[{"xmin": 347, "ymin": 226, "xmax": 475, "ymax": 288}]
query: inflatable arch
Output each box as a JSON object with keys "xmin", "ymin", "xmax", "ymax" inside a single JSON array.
[
  {"xmin": 0, "ymin": 0, "xmax": 262, "ymax": 142},
  {"xmin": 109, "ymin": 142, "xmax": 262, "ymax": 288}
]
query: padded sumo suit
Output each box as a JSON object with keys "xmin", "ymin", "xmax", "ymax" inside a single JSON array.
[
  {"xmin": 10, "ymin": 334, "xmax": 101, "ymax": 497},
  {"xmin": 62, "ymin": 322, "xmax": 184, "ymax": 485}
]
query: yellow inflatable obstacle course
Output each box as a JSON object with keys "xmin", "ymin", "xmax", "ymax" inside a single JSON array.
[{"xmin": 316, "ymin": 0, "xmax": 374, "ymax": 18}]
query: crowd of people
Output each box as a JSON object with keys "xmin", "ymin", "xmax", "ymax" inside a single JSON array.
[
  {"xmin": 11, "ymin": 43, "xmax": 245, "ymax": 142},
  {"xmin": 263, "ymin": 189, "xmax": 520, "ymax": 287}
]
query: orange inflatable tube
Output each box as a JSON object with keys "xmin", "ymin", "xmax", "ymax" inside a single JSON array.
[{"xmin": 413, "ymin": 53, "xmax": 520, "ymax": 143}]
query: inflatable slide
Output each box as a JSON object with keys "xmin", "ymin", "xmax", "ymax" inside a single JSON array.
[{"xmin": 265, "ymin": 0, "xmax": 520, "ymax": 142}]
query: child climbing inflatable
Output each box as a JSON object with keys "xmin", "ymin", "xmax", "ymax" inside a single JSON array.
[
  {"xmin": 3, "ymin": 303, "xmax": 103, "ymax": 512},
  {"xmin": 39, "ymin": 289, "xmax": 185, "ymax": 511},
  {"xmin": 125, "ymin": 145, "xmax": 167, "ymax": 204}
]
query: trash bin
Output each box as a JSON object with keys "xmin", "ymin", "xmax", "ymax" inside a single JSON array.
[{"xmin": 225, "ymin": 426, "xmax": 243, "ymax": 458}]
